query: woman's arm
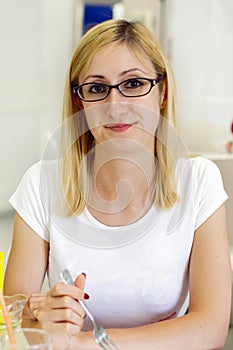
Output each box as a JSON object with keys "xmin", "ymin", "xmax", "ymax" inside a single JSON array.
[
  {"xmin": 4, "ymin": 212, "xmax": 87, "ymax": 349},
  {"xmin": 73, "ymin": 204, "xmax": 232, "ymax": 350},
  {"xmin": 4, "ymin": 212, "xmax": 50, "ymax": 328},
  {"xmin": 4, "ymin": 212, "xmax": 49, "ymax": 295}
]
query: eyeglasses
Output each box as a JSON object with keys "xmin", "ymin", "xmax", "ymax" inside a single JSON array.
[{"xmin": 72, "ymin": 75, "xmax": 165, "ymax": 102}]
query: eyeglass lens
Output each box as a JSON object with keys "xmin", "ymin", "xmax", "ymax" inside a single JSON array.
[{"xmin": 78, "ymin": 78, "xmax": 153, "ymax": 101}]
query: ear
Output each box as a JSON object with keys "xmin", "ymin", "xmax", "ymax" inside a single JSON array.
[
  {"xmin": 160, "ymin": 83, "xmax": 167, "ymax": 109},
  {"xmin": 72, "ymin": 92, "xmax": 84, "ymax": 111}
]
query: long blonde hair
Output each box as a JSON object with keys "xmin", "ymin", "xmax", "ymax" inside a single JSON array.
[{"xmin": 61, "ymin": 19, "xmax": 178, "ymax": 215}]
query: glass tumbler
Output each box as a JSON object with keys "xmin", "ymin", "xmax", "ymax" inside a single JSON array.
[
  {"xmin": 0, "ymin": 295, "xmax": 27, "ymax": 332},
  {"xmin": 0, "ymin": 328, "xmax": 52, "ymax": 350}
]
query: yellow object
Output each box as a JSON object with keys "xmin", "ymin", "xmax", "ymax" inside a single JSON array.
[
  {"xmin": 0, "ymin": 252, "xmax": 4, "ymax": 292},
  {"xmin": 0, "ymin": 252, "xmax": 4, "ymax": 329}
]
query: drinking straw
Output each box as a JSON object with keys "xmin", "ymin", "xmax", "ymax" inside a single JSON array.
[{"xmin": 0, "ymin": 290, "xmax": 16, "ymax": 345}]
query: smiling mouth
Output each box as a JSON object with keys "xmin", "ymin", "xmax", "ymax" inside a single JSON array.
[{"xmin": 105, "ymin": 123, "xmax": 135, "ymax": 132}]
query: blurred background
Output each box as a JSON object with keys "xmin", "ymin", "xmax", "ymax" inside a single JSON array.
[
  {"xmin": 0, "ymin": 0, "xmax": 233, "ymax": 213},
  {"xmin": 1, "ymin": 0, "xmax": 233, "ymax": 213},
  {"xmin": 0, "ymin": 0, "xmax": 232, "ymax": 347}
]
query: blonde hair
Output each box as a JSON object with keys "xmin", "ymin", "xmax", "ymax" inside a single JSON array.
[{"xmin": 61, "ymin": 19, "xmax": 178, "ymax": 215}]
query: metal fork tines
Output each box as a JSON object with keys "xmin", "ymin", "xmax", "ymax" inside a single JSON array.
[{"xmin": 60, "ymin": 269, "xmax": 119, "ymax": 350}]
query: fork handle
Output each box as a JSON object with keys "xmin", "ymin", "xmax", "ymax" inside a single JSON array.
[
  {"xmin": 60, "ymin": 270, "xmax": 95, "ymax": 323},
  {"xmin": 78, "ymin": 299, "xmax": 95, "ymax": 323}
]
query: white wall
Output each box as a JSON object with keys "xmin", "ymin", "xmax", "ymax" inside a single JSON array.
[
  {"xmin": 0, "ymin": 0, "xmax": 41, "ymax": 212},
  {"xmin": 167, "ymin": 0, "xmax": 233, "ymax": 153},
  {"xmin": 0, "ymin": 0, "xmax": 75, "ymax": 212}
]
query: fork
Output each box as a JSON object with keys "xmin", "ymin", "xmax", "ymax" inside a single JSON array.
[{"xmin": 60, "ymin": 269, "xmax": 120, "ymax": 350}]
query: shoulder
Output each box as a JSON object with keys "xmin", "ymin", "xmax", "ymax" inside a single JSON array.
[
  {"xmin": 177, "ymin": 156, "xmax": 222, "ymax": 180},
  {"xmin": 176, "ymin": 156, "xmax": 226, "ymax": 205},
  {"xmin": 17, "ymin": 161, "xmax": 42, "ymax": 190},
  {"xmin": 23, "ymin": 160, "xmax": 42, "ymax": 177},
  {"xmin": 22, "ymin": 159, "xmax": 59, "ymax": 183},
  {"xmin": 12, "ymin": 159, "xmax": 61, "ymax": 204}
]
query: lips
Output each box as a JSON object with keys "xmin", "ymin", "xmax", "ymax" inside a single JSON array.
[{"xmin": 105, "ymin": 123, "xmax": 134, "ymax": 132}]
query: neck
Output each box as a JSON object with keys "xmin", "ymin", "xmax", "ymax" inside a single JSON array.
[{"xmin": 89, "ymin": 145, "xmax": 157, "ymax": 215}]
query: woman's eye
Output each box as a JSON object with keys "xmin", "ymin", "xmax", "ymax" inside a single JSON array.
[
  {"xmin": 124, "ymin": 79, "xmax": 143, "ymax": 89},
  {"xmin": 89, "ymin": 84, "xmax": 107, "ymax": 94}
]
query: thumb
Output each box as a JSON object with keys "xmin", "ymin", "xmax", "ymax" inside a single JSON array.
[{"xmin": 74, "ymin": 272, "xmax": 86, "ymax": 290}]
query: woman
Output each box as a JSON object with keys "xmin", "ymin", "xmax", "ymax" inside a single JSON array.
[{"xmin": 4, "ymin": 19, "xmax": 231, "ymax": 349}]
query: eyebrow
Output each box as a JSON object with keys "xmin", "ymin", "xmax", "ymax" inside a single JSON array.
[
  {"xmin": 120, "ymin": 68, "xmax": 148, "ymax": 76},
  {"xmin": 82, "ymin": 68, "xmax": 148, "ymax": 83}
]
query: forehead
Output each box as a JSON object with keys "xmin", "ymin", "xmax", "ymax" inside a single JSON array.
[{"xmin": 80, "ymin": 44, "xmax": 155, "ymax": 80}]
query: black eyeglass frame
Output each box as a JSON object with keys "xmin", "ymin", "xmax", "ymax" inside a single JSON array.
[{"xmin": 72, "ymin": 75, "xmax": 165, "ymax": 102}]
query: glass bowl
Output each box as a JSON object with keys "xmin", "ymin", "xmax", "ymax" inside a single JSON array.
[{"xmin": 0, "ymin": 294, "xmax": 27, "ymax": 331}]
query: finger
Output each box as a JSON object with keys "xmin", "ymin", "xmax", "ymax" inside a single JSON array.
[
  {"xmin": 22, "ymin": 299, "xmax": 37, "ymax": 320},
  {"xmin": 29, "ymin": 293, "xmax": 46, "ymax": 315},
  {"xmin": 47, "ymin": 283, "xmax": 85, "ymax": 300},
  {"xmin": 37, "ymin": 308, "xmax": 84, "ymax": 330},
  {"xmin": 74, "ymin": 273, "xmax": 90, "ymax": 300},
  {"xmin": 32, "ymin": 309, "xmax": 39, "ymax": 319},
  {"xmin": 42, "ymin": 320, "xmax": 82, "ymax": 335},
  {"xmin": 29, "ymin": 293, "xmax": 46, "ymax": 305},
  {"xmin": 30, "ymin": 292, "xmax": 47, "ymax": 298},
  {"xmin": 74, "ymin": 273, "xmax": 86, "ymax": 290},
  {"xmin": 38, "ymin": 295, "xmax": 86, "ymax": 319}
]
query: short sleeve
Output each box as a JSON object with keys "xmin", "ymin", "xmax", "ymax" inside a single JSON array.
[
  {"xmin": 9, "ymin": 161, "xmax": 49, "ymax": 242},
  {"xmin": 193, "ymin": 157, "xmax": 228, "ymax": 229}
]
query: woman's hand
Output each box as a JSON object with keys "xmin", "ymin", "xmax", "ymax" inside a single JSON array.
[
  {"xmin": 35, "ymin": 274, "xmax": 87, "ymax": 333},
  {"xmin": 28, "ymin": 292, "xmax": 47, "ymax": 320},
  {"xmin": 23, "ymin": 274, "xmax": 89, "ymax": 349}
]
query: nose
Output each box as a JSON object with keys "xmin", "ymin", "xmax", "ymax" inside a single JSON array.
[
  {"xmin": 106, "ymin": 101, "xmax": 128, "ymax": 120},
  {"xmin": 105, "ymin": 88, "xmax": 127, "ymax": 119},
  {"xmin": 107, "ymin": 86, "xmax": 124, "ymax": 103}
]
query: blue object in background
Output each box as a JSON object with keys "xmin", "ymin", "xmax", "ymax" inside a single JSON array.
[{"xmin": 83, "ymin": 4, "xmax": 113, "ymax": 34}]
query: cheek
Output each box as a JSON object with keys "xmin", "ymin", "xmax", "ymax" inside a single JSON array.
[
  {"xmin": 84, "ymin": 107, "xmax": 103, "ymax": 142},
  {"xmin": 136, "ymin": 90, "xmax": 161, "ymax": 114},
  {"xmin": 148, "ymin": 92, "xmax": 161, "ymax": 112},
  {"xmin": 134, "ymin": 93, "xmax": 161, "ymax": 127},
  {"xmin": 84, "ymin": 108, "xmax": 101, "ymax": 131}
]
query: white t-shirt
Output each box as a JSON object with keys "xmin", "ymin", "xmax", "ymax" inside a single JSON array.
[{"xmin": 9, "ymin": 157, "xmax": 227, "ymax": 330}]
